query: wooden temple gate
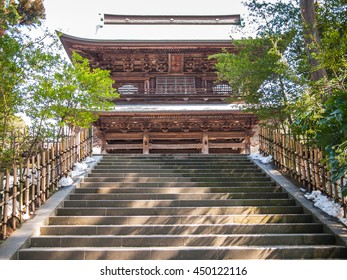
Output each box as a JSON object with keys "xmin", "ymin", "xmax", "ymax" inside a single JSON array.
[
  {"xmin": 59, "ymin": 14, "xmax": 258, "ymax": 154},
  {"xmin": 94, "ymin": 111, "xmax": 257, "ymax": 154}
]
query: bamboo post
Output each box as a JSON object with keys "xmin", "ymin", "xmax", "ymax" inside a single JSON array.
[
  {"xmin": 56, "ymin": 142, "xmax": 62, "ymax": 187},
  {"xmin": 289, "ymin": 136, "xmax": 294, "ymax": 175},
  {"xmin": 333, "ymin": 181, "xmax": 340, "ymax": 201},
  {"xmin": 68, "ymin": 136, "xmax": 72, "ymax": 172},
  {"xmin": 260, "ymin": 127, "xmax": 265, "ymax": 155},
  {"xmin": 298, "ymin": 142, "xmax": 306, "ymax": 188},
  {"xmin": 11, "ymin": 164, "xmax": 18, "ymax": 230},
  {"xmin": 77, "ymin": 130, "xmax": 81, "ymax": 162},
  {"xmin": 24, "ymin": 158, "xmax": 30, "ymax": 217},
  {"xmin": 44, "ymin": 149, "xmax": 50, "ymax": 199},
  {"xmin": 311, "ymin": 148, "xmax": 317, "ymax": 191},
  {"xmin": 89, "ymin": 127, "xmax": 93, "ymax": 156},
  {"xmin": 276, "ymin": 132, "xmax": 281, "ymax": 167},
  {"xmin": 36, "ymin": 154, "xmax": 41, "ymax": 208},
  {"xmin": 281, "ymin": 133, "xmax": 285, "ymax": 169},
  {"xmin": 2, "ymin": 171, "xmax": 10, "ymax": 239},
  {"xmin": 30, "ymin": 156, "xmax": 36, "ymax": 212},
  {"xmin": 69, "ymin": 135, "xmax": 73, "ymax": 169},
  {"xmin": 51, "ymin": 145, "xmax": 56, "ymax": 191},
  {"xmin": 293, "ymin": 139, "xmax": 298, "ymax": 177},
  {"xmin": 18, "ymin": 162, "xmax": 24, "ymax": 222},
  {"xmin": 0, "ymin": 172, "xmax": 3, "ymax": 224},
  {"xmin": 61, "ymin": 138, "xmax": 66, "ymax": 177},
  {"xmin": 64, "ymin": 137, "xmax": 69, "ymax": 175},
  {"xmin": 41, "ymin": 150, "xmax": 46, "ymax": 203},
  {"xmin": 313, "ymin": 148, "xmax": 321, "ymax": 192},
  {"xmin": 326, "ymin": 171, "xmax": 333, "ymax": 198},
  {"xmin": 304, "ymin": 145, "xmax": 312, "ymax": 192}
]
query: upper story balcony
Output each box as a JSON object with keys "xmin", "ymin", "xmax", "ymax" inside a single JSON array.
[{"xmin": 116, "ymin": 85, "xmax": 233, "ymax": 104}]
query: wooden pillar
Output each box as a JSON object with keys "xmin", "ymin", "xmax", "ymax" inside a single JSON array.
[
  {"xmin": 202, "ymin": 132, "xmax": 209, "ymax": 154},
  {"xmin": 244, "ymin": 134, "xmax": 251, "ymax": 154},
  {"xmin": 97, "ymin": 131, "xmax": 107, "ymax": 154},
  {"xmin": 143, "ymin": 131, "xmax": 149, "ymax": 154},
  {"xmin": 144, "ymin": 79, "xmax": 150, "ymax": 94}
]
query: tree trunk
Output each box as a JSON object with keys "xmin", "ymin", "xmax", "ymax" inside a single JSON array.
[{"xmin": 300, "ymin": 0, "xmax": 327, "ymax": 82}]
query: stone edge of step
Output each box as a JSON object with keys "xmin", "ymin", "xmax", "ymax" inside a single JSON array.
[
  {"xmin": 0, "ymin": 156, "xmax": 103, "ymax": 260},
  {"xmin": 2, "ymin": 155, "xmax": 347, "ymax": 259},
  {"xmin": 249, "ymin": 156, "xmax": 347, "ymax": 249}
]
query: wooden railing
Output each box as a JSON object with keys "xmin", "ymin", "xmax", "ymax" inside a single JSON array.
[
  {"xmin": 0, "ymin": 128, "xmax": 93, "ymax": 239},
  {"xmin": 259, "ymin": 126, "xmax": 346, "ymax": 217},
  {"xmin": 119, "ymin": 88, "xmax": 232, "ymax": 95}
]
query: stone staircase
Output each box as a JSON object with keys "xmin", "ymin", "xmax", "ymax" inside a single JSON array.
[{"xmin": 18, "ymin": 155, "xmax": 347, "ymax": 259}]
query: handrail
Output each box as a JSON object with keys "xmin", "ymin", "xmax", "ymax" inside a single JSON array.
[
  {"xmin": 0, "ymin": 128, "xmax": 93, "ymax": 239},
  {"xmin": 259, "ymin": 126, "xmax": 347, "ymax": 218},
  {"xmin": 118, "ymin": 88, "xmax": 233, "ymax": 95}
]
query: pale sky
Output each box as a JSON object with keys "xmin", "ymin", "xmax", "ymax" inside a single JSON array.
[{"xmin": 42, "ymin": 0, "xmax": 251, "ymax": 40}]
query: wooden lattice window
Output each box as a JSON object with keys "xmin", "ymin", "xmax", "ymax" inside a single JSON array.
[
  {"xmin": 213, "ymin": 84, "xmax": 232, "ymax": 94},
  {"xmin": 156, "ymin": 76, "xmax": 195, "ymax": 94},
  {"xmin": 118, "ymin": 84, "xmax": 139, "ymax": 94}
]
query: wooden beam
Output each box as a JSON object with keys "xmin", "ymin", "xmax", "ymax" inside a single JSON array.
[
  {"xmin": 209, "ymin": 143, "xmax": 245, "ymax": 149},
  {"xmin": 103, "ymin": 14, "xmax": 241, "ymax": 25},
  {"xmin": 149, "ymin": 132, "xmax": 202, "ymax": 139},
  {"xmin": 105, "ymin": 144, "xmax": 143, "ymax": 150},
  {"xmin": 149, "ymin": 143, "xmax": 201, "ymax": 150},
  {"xmin": 105, "ymin": 133, "xmax": 144, "ymax": 140}
]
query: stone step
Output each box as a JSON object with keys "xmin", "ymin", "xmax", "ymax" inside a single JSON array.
[
  {"xmin": 56, "ymin": 206, "xmax": 304, "ymax": 216},
  {"xmin": 99, "ymin": 158, "xmax": 254, "ymax": 166},
  {"xmin": 79, "ymin": 181, "xmax": 278, "ymax": 188},
  {"xmin": 63, "ymin": 199, "xmax": 296, "ymax": 208},
  {"xmin": 40, "ymin": 223, "xmax": 325, "ymax": 236},
  {"xmin": 93, "ymin": 165, "xmax": 258, "ymax": 170},
  {"xmin": 99, "ymin": 156, "xmax": 250, "ymax": 159},
  {"xmin": 74, "ymin": 186, "xmax": 283, "ymax": 194},
  {"xmin": 18, "ymin": 246, "xmax": 347, "ymax": 260},
  {"xmin": 98, "ymin": 155, "xmax": 250, "ymax": 160},
  {"xmin": 90, "ymin": 168, "xmax": 262, "ymax": 174},
  {"xmin": 69, "ymin": 192, "xmax": 289, "ymax": 200},
  {"xmin": 17, "ymin": 154, "xmax": 347, "ymax": 260},
  {"xmin": 82, "ymin": 176, "xmax": 272, "ymax": 183},
  {"xmin": 83, "ymin": 176, "xmax": 271, "ymax": 183},
  {"xmin": 49, "ymin": 214, "xmax": 314, "ymax": 225},
  {"xmin": 94, "ymin": 161, "xmax": 257, "ymax": 165},
  {"xmin": 87, "ymin": 172, "xmax": 268, "ymax": 178},
  {"xmin": 28, "ymin": 233, "xmax": 336, "ymax": 248}
]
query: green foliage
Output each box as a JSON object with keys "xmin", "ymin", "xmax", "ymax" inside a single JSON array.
[
  {"xmin": 291, "ymin": 0, "xmax": 347, "ymax": 183},
  {"xmin": 0, "ymin": 0, "xmax": 45, "ymax": 31},
  {"xmin": 316, "ymin": 90, "xmax": 347, "ymax": 183},
  {"xmin": 211, "ymin": 38, "xmax": 277, "ymax": 102},
  {"xmin": 26, "ymin": 51, "xmax": 119, "ymax": 130},
  {"xmin": 211, "ymin": 35, "xmax": 303, "ymax": 130},
  {"xmin": 0, "ymin": 24, "xmax": 118, "ymax": 171},
  {"xmin": 213, "ymin": 0, "xmax": 347, "ymax": 186}
]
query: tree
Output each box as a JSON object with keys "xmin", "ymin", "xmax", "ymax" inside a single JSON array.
[
  {"xmin": 25, "ymin": 51, "xmax": 119, "ymax": 136},
  {"xmin": 213, "ymin": 0, "xmax": 347, "ymax": 183},
  {"xmin": 0, "ymin": 0, "xmax": 45, "ymax": 36},
  {"xmin": 212, "ymin": 0, "xmax": 305, "ymax": 132},
  {"xmin": 0, "ymin": 25, "xmax": 119, "ymax": 172},
  {"xmin": 291, "ymin": 0, "xmax": 347, "ymax": 181},
  {"xmin": 300, "ymin": 0, "xmax": 327, "ymax": 82}
]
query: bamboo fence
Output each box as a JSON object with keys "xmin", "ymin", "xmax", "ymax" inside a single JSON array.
[
  {"xmin": 0, "ymin": 128, "xmax": 93, "ymax": 239},
  {"xmin": 259, "ymin": 126, "xmax": 346, "ymax": 217}
]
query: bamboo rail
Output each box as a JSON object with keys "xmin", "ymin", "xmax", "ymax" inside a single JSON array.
[
  {"xmin": 259, "ymin": 126, "xmax": 346, "ymax": 217},
  {"xmin": 0, "ymin": 128, "xmax": 93, "ymax": 239}
]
